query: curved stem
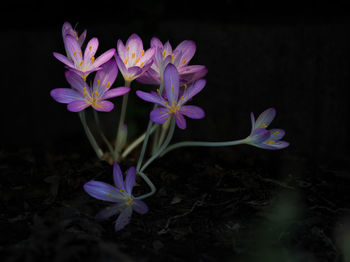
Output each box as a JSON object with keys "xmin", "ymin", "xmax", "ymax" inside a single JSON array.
[
  {"xmin": 160, "ymin": 138, "xmax": 247, "ymax": 157},
  {"xmin": 140, "ymin": 118, "xmax": 175, "ymax": 173},
  {"xmin": 93, "ymin": 110, "xmax": 114, "ymax": 155},
  {"xmin": 121, "ymin": 124, "xmax": 158, "ymax": 159},
  {"xmin": 134, "ymin": 171, "xmax": 156, "ymax": 200},
  {"xmin": 78, "ymin": 111, "xmax": 104, "ymax": 159}
]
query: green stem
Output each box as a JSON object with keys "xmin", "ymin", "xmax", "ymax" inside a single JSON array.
[
  {"xmin": 114, "ymin": 80, "xmax": 131, "ymax": 159},
  {"xmin": 93, "ymin": 110, "xmax": 114, "ymax": 155},
  {"xmin": 78, "ymin": 111, "xmax": 104, "ymax": 159},
  {"xmin": 134, "ymin": 171, "xmax": 156, "ymax": 200},
  {"xmin": 160, "ymin": 138, "xmax": 247, "ymax": 157},
  {"xmin": 140, "ymin": 118, "xmax": 175, "ymax": 173}
]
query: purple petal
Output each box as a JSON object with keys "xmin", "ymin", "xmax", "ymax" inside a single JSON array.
[
  {"xmin": 136, "ymin": 90, "xmax": 167, "ymax": 106},
  {"xmin": 248, "ymin": 128, "xmax": 270, "ymax": 144},
  {"xmin": 136, "ymin": 69, "xmax": 160, "ymax": 85},
  {"xmin": 53, "ymin": 52, "xmax": 74, "ymax": 67},
  {"xmin": 93, "ymin": 48, "xmax": 116, "ymax": 68},
  {"xmin": 78, "ymin": 30, "xmax": 87, "ymax": 47},
  {"xmin": 84, "ymin": 181, "xmax": 124, "ymax": 202},
  {"xmin": 84, "ymin": 37, "xmax": 99, "ymax": 61},
  {"xmin": 127, "ymin": 66, "xmax": 143, "ymax": 79},
  {"xmin": 138, "ymin": 47, "xmax": 155, "ymax": 67},
  {"xmin": 164, "ymin": 64, "xmax": 179, "ymax": 103},
  {"xmin": 150, "ymin": 108, "xmax": 170, "ymax": 124},
  {"xmin": 67, "ymin": 100, "xmax": 90, "ymax": 112},
  {"xmin": 179, "ymin": 65, "xmax": 208, "ymax": 84},
  {"xmin": 179, "ymin": 105, "xmax": 205, "ymax": 119},
  {"xmin": 113, "ymin": 162, "xmax": 125, "ymax": 190},
  {"xmin": 93, "ymin": 59, "xmax": 118, "ymax": 94},
  {"xmin": 65, "ymin": 71, "xmax": 86, "ymax": 93},
  {"xmin": 175, "ymin": 112, "xmax": 186, "ymax": 129},
  {"xmin": 103, "ymin": 87, "xmax": 130, "ymax": 100},
  {"xmin": 150, "ymin": 37, "xmax": 163, "ymax": 49},
  {"xmin": 92, "ymin": 100, "xmax": 114, "ymax": 112},
  {"xmin": 115, "ymin": 55, "xmax": 128, "ymax": 78},
  {"xmin": 255, "ymin": 108, "xmax": 276, "ymax": 129},
  {"xmin": 50, "ymin": 88, "xmax": 82, "ymax": 103},
  {"xmin": 180, "ymin": 79, "xmax": 206, "ymax": 105},
  {"xmin": 95, "ymin": 203, "xmax": 124, "ymax": 220},
  {"xmin": 163, "ymin": 41, "xmax": 173, "ymax": 57},
  {"xmin": 124, "ymin": 166, "xmax": 136, "ymax": 194},
  {"xmin": 117, "ymin": 39, "xmax": 127, "ymax": 60},
  {"xmin": 268, "ymin": 129, "xmax": 286, "ymax": 140},
  {"xmin": 64, "ymin": 35, "xmax": 82, "ymax": 65},
  {"xmin": 257, "ymin": 140, "xmax": 290, "ymax": 150},
  {"xmin": 114, "ymin": 206, "xmax": 133, "ymax": 231},
  {"xmin": 174, "ymin": 40, "xmax": 196, "ymax": 66},
  {"xmin": 126, "ymin": 34, "xmax": 143, "ymax": 58},
  {"xmin": 62, "ymin": 22, "xmax": 74, "ymax": 38},
  {"xmin": 250, "ymin": 112, "xmax": 256, "ymax": 131},
  {"xmin": 132, "ymin": 199, "xmax": 149, "ymax": 214}
]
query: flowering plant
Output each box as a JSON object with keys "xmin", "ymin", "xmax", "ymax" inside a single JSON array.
[{"xmin": 51, "ymin": 21, "xmax": 290, "ymax": 231}]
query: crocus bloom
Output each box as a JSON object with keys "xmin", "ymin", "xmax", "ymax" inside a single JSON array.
[
  {"xmin": 53, "ymin": 35, "xmax": 116, "ymax": 81},
  {"xmin": 245, "ymin": 108, "xmax": 289, "ymax": 150},
  {"xmin": 84, "ymin": 162, "xmax": 148, "ymax": 231},
  {"xmin": 62, "ymin": 21, "xmax": 87, "ymax": 49},
  {"xmin": 137, "ymin": 37, "xmax": 208, "ymax": 86},
  {"xmin": 50, "ymin": 59, "xmax": 130, "ymax": 112},
  {"xmin": 136, "ymin": 64, "xmax": 205, "ymax": 129},
  {"xmin": 115, "ymin": 33, "xmax": 155, "ymax": 83}
]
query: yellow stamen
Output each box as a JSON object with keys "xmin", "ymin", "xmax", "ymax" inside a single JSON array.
[
  {"xmin": 106, "ymin": 82, "xmax": 110, "ymax": 88},
  {"xmin": 107, "ymin": 193, "xmax": 112, "ymax": 197},
  {"xmin": 140, "ymin": 62, "xmax": 144, "ymax": 68},
  {"xmin": 120, "ymin": 189, "xmax": 125, "ymax": 192},
  {"xmin": 141, "ymin": 49, "xmax": 145, "ymax": 56},
  {"xmin": 97, "ymin": 80, "xmax": 100, "ymax": 86},
  {"xmin": 124, "ymin": 58, "xmax": 128, "ymax": 64},
  {"xmin": 89, "ymin": 45, "xmax": 92, "ymax": 50},
  {"xmin": 79, "ymin": 60, "xmax": 83, "ymax": 66},
  {"xmin": 78, "ymin": 50, "xmax": 82, "ymax": 56},
  {"xmin": 273, "ymin": 131, "xmax": 280, "ymax": 136},
  {"xmin": 171, "ymin": 85, "xmax": 174, "ymax": 92},
  {"xmin": 184, "ymin": 84, "xmax": 188, "ymax": 89},
  {"xmin": 267, "ymin": 140, "xmax": 275, "ymax": 145},
  {"xmin": 261, "ymin": 123, "xmax": 267, "ymax": 128},
  {"xmin": 73, "ymin": 50, "xmax": 77, "ymax": 56},
  {"xmin": 180, "ymin": 95, "xmax": 184, "ymax": 100},
  {"xmin": 135, "ymin": 57, "xmax": 140, "ymax": 63},
  {"xmin": 83, "ymin": 87, "xmax": 86, "ymax": 92},
  {"xmin": 132, "ymin": 52, "xmax": 135, "ymax": 58},
  {"xmin": 83, "ymin": 91, "xmax": 87, "ymax": 97},
  {"xmin": 164, "ymin": 102, "xmax": 168, "ymax": 106},
  {"xmin": 82, "ymin": 75, "xmax": 87, "ymax": 81},
  {"xmin": 173, "ymin": 100, "xmax": 177, "ymax": 105},
  {"xmin": 95, "ymin": 91, "xmax": 99, "ymax": 97},
  {"xmin": 91, "ymin": 56, "xmax": 95, "ymax": 63},
  {"xmin": 156, "ymin": 88, "xmax": 160, "ymax": 93},
  {"xmin": 127, "ymin": 46, "xmax": 130, "ymax": 51},
  {"xmin": 182, "ymin": 58, "xmax": 187, "ymax": 64},
  {"xmin": 172, "ymin": 53, "xmax": 174, "ymax": 59},
  {"xmin": 162, "ymin": 50, "xmax": 166, "ymax": 57}
]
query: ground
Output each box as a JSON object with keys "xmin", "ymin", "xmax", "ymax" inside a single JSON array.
[{"xmin": 0, "ymin": 146, "xmax": 349, "ymax": 262}]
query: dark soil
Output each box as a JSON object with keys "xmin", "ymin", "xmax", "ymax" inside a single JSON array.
[{"xmin": 0, "ymin": 146, "xmax": 349, "ymax": 262}]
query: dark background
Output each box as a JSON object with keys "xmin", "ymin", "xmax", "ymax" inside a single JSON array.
[{"xmin": 1, "ymin": 1, "xmax": 350, "ymax": 165}]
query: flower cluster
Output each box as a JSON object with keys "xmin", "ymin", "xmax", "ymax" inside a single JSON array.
[{"xmin": 51, "ymin": 22, "xmax": 290, "ymax": 231}]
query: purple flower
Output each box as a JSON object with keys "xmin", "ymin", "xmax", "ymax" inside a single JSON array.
[
  {"xmin": 50, "ymin": 59, "xmax": 130, "ymax": 112},
  {"xmin": 84, "ymin": 162, "xmax": 148, "ymax": 231},
  {"xmin": 62, "ymin": 21, "xmax": 87, "ymax": 49},
  {"xmin": 245, "ymin": 108, "xmax": 289, "ymax": 150},
  {"xmin": 53, "ymin": 34, "xmax": 116, "ymax": 81},
  {"xmin": 115, "ymin": 33, "xmax": 155, "ymax": 82},
  {"xmin": 137, "ymin": 37, "xmax": 208, "ymax": 86},
  {"xmin": 136, "ymin": 64, "xmax": 205, "ymax": 129}
]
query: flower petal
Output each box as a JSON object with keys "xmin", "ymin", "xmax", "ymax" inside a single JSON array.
[
  {"xmin": 247, "ymin": 128, "xmax": 270, "ymax": 144},
  {"xmin": 93, "ymin": 59, "xmax": 119, "ymax": 95},
  {"xmin": 92, "ymin": 100, "xmax": 114, "ymax": 112},
  {"xmin": 136, "ymin": 69, "xmax": 160, "ymax": 85},
  {"xmin": 179, "ymin": 105, "xmax": 205, "ymax": 119},
  {"xmin": 117, "ymin": 39, "xmax": 127, "ymax": 60},
  {"xmin": 136, "ymin": 90, "xmax": 167, "ymax": 106},
  {"xmin": 113, "ymin": 162, "xmax": 125, "ymax": 190},
  {"xmin": 114, "ymin": 206, "xmax": 133, "ymax": 231},
  {"xmin": 268, "ymin": 129, "xmax": 286, "ymax": 141},
  {"xmin": 78, "ymin": 30, "xmax": 87, "ymax": 47},
  {"xmin": 175, "ymin": 112, "xmax": 186, "ymax": 129},
  {"xmin": 93, "ymin": 48, "xmax": 116, "ymax": 68},
  {"xmin": 64, "ymin": 35, "xmax": 82, "ymax": 66},
  {"xmin": 256, "ymin": 140, "xmax": 290, "ymax": 150},
  {"xmin": 53, "ymin": 52, "xmax": 74, "ymax": 67},
  {"xmin": 180, "ymin": 78, "xmax": 206, "ymax": 105},
  {"xmin": 150, "ymin": 37, "xmax": 163, "ymax": 49},
  {"xmin": 50, "ymin": 88, "xmax": 82, "ymax": 103},
  {"xmin": 150, "ymin": 108, "xmax": 170, "ymax": 124},
  {"xmin": 67, "ymin": 100, "xmax": 90, "ymax": 112},
  {"xmin": 125, "ymin": 166, "xmax": 136, "ymax": 194},
  {"xmin": 84, "ymin": 181, "xmax": 124, "ymax": 202},
  {"xmin": 126, "ymin": 34, "xmax": 143, "ymax": 58},
  {"xmin": 174, "ymin": 40, "xmax": 196, "ymax": 66},
  {"xmin": 115, "ymin": 55, "xmax": 128, "ymax": 78},
  {"xmin": 95, "ymin": 203, "xmax": 124, "ymax": 220},
  {"xmin": 84, "ymin": 37, "xmax": 99, "ymax": 62},
  {"xmin": 132, "ymin": 200, "xmax": 149, "ymax": 214},
  {"xmin": 164, "ymin": 64, "xmax": 179, "ymax": 103},
  {"xmin": 179, "ymin": 65, "xmax": 208, "ymax": 84},
  {"xmin": 250, "ymin": 112, "xmax": 256, "ymax": 131},
  {"xmin": 255, "ymin": 108, "xmax": 276, "ymax": 129},
  {"xmin": 65, "ymin": 71, "xmax": 86, "ymax": 94},
  {"xmin": 103, "ymin": 87, "xmax": 130, "ymax": 100}
]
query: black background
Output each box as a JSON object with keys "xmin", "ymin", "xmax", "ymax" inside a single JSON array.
[{"xmin": 1, "ymin": 1, "xmax": 350, "ymax": 165}]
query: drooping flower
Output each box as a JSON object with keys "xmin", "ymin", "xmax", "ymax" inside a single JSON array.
[
  {"xmin": 245, "ymin": 108, "xmax": 289, "ymax": 150},
  {"xmin": 50, "ymin": 59, "xmax": 130, "ymax": 112},
  {"xmin": 53, "ymin": 34, "xmax": 116, "ymax": 81},
  {"xmin": 137, "ymin": 37, "xmax": 208, "ymax": 86},
  {"xmin": 62, "ymin": 21, "xmax": 87, "ymax": 50},
  {"xmin": 84, "ymin": 162, "xmax": 148, "ymax": 231},
  {"xmin": 136, "ymin": 64, "xmax": 205, "ymax": 129},
  {"xmin": 115, "ymin": 33, "xmax": 155, "ymax": 83}
]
